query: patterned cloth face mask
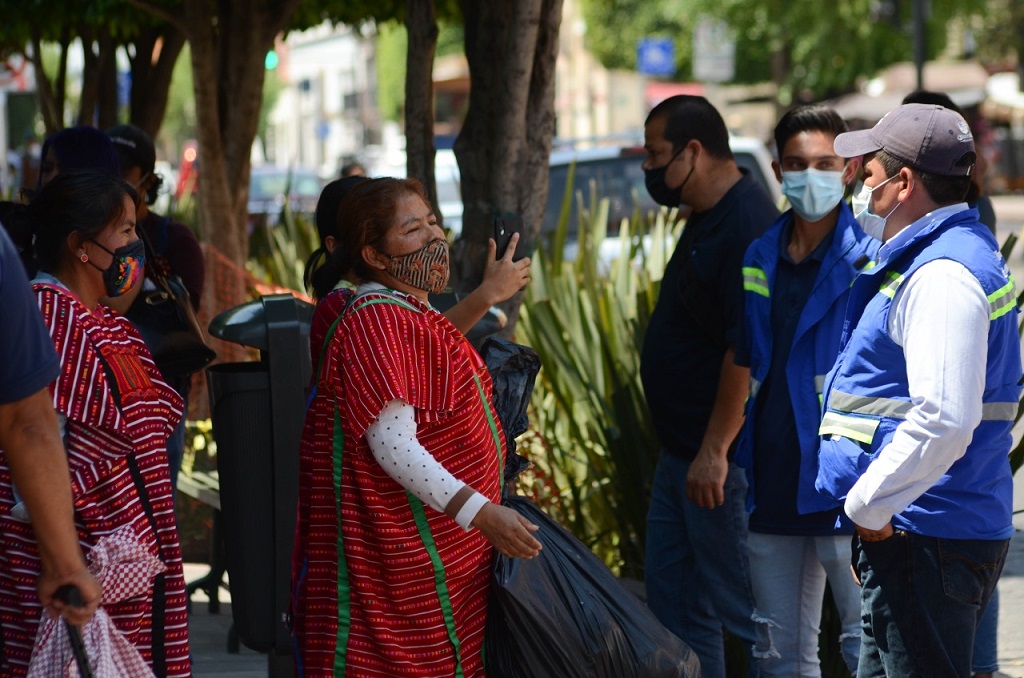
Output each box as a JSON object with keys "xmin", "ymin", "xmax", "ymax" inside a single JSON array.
[
  {"xmin": 88, "ymin": 238, "xmax": 146, "ymax": 297},
  {"xmin": 384, "ymin": 238, "xmax": 450, "ymax": 294}
]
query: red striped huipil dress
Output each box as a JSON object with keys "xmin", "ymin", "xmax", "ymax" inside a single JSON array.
[
  {"xmin": 0, "ymin": 283, "xmax": 191, "ymax": 677},
  {"xmin": 292, "ymin": 289, "xmax": 503, "ymax": 677}
]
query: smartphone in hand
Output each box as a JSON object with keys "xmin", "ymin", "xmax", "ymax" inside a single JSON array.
[{"xmin": 494, "ymin": 214, "xmax": 525, "ymax": 261}]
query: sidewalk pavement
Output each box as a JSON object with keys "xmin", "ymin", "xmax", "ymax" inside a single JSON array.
[
  {"xmin": 185, "ymin": 524, "xmax": 1024, "ymax": 677},
  {"xmin": 183, "ymin": 565, "xmax": 266, "ymax": 677}
]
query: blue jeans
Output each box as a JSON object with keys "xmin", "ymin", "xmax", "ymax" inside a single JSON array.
[
  {"xmin": 854, "ymin": 531, "xmax": 1007, "ymax": 678},
  {"xmin": 747, "ymin": 532, "xmax": 861, "ymax": 676},
  {"xmin": 645, "ymin": 452, "xmax": 759, "ymax": 678},
  {"xmin": 972, "ymin": 588, "xmax": 999, "ymax": 673}
]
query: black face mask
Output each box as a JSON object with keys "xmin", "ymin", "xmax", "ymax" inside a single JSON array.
[
  {"xmin": 88, "ymin": 238, "xmax": 146, "ymax": 297},
  {"xmin": 644, "ymin": 146, "xmax": 694, "ymax": 207}
]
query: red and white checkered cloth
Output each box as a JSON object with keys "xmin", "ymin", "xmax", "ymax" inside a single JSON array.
[
  {"xmin": 26, "ymin": 527, "xmax": 166, "ymax": 676},
  {"xmin": 88, "ymin": 526, "xmax": 167, "ymax": 606},
  {"xmin": 26, "ymin": 608, "xmax": 155, "ymax": 677}
]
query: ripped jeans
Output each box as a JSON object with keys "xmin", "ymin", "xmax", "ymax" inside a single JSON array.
[
  {"xmin": 747, "ymin": 532, "xmax": 861, "ymax": 677},
  {"xmin": 645, "ymin": 453, "xmax": 760, "ymax": 678}
]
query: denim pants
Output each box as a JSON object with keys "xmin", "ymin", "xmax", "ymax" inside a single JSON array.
[
  {"xmin": 645, "ymin": 452, "xmax": 759, "ymax": 678},
  {"xmin": 854, "ymin": 530, "xmax": 1008, "ymax": 678},
  {"xmin": 747, "ymin": 532, "xmax": 861, "ymax": 677},
  {"xmin": 972, "ymin": 588, "xmax": 999, "ymax": 673}
]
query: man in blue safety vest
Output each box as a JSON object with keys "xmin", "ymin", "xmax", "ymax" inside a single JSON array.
[
  {"xmin": 816, "ymin": 103, "xmax": 1020, "ymax": 677},
  {"xmin": 735, "ymin": 105, "xmax": 875, "ymax": 676}
]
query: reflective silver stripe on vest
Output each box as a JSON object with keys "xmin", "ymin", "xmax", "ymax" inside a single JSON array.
[
  {"xmin": 829, "ymin": 389, "xmax": 1018, "ymax": 422},
  {"xmin": 750, "ymin": 377, "xmax": 762, "ymax": 400},
  {"xmin": 878, "ymin": 271, "xmax": 905, "ymax": 299},
  {"xmin": 983, "ymin": 402, "xmax": 1019, "ymax": 421},
  {"xmin": 828, "ymin": 389, "xmax": 912, "ymax": 418},
  {"xmin": 818, "ymin": 411, "xmax": 879, "ymax": 445},
  {"xmin": 815, "ymin": 374, "xmax": 826, "ymax": 406},
  {"xmin": 987, "ymin": 277, "xmax": 1016, "ymax": 321},
  {"xmin": 743, "ymin": 267, "xmax": 770, "ymax": 298}
]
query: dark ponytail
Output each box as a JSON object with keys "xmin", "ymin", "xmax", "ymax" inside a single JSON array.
[{"xmin": 305, "ymin": 175, "xmax": 369, "ymax": 299}]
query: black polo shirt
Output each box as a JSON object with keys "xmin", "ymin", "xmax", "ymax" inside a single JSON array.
[{"xmin": 640, "ymin": 171, "xmax": 777, "ymax": 460}]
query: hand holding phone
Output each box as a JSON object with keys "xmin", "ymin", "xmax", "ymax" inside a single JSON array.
[{"xmin": 494, "ymin": 214, "xmax": 525, "ymax": 261}]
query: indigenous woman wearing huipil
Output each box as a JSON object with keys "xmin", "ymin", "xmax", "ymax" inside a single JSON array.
[
  {"xmin": 0, "ymin": 171, "xmax": 191, "ymax": 676},
  {"xmin": 291, "ymin": 178, "xmax": 541, "ymax": 676}
]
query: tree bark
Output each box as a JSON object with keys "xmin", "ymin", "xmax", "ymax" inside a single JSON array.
[
  {"xmin": 95, "ymin": 31, "xmax": 118, "ymax": 130},
  {"xmin": 129, "ymin": 27, "xmax": 187, "ymax": 138},
  {"xmin": 179, "ymin": 0, "xmax": 300, "ymax": 268},
  {"xmin": 30, "ymin": 29, "xmax": 70, "ymax": 134},
  {"xmin": 405, "ymin": 0, "xmax": 439, "ymax": 222},
  {"xmin": 453, "ymin": 0, "xmax": 563, "ymax": 335},
  {"xmin": 77, "ymin": 28, "xmax": 100, "ymax": 126}
]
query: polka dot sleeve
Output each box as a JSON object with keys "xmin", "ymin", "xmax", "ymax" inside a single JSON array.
[{"xmin": 365, "ymin": 398, "xmax": 487, "ymax": 529}]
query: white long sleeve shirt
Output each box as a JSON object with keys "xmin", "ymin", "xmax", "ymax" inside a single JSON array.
[
  {"xmin": 366, "ymin": 398, "xmax": 488, "ymax": 530},
  {"xmin": 844, "ymin": 204, "xmax": 992, "ymax": 530}
]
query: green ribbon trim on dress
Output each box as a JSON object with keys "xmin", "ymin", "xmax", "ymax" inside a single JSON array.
[
  {"xmin": 407, "ymin": 492, "xmax": 466, "ymax": 678},
  {"xmin": 332, "ymin": 405, "xmax": 352, "ymax": 675},
  {"xmin": 473, "ymin": 372, "xmax": 504, "ymax": 490}
]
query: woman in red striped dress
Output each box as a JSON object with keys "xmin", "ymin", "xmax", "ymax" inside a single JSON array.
[
  {"xmin": 292, "ymin": 178, "xmax": 542, "ymax": 676},
  {"xmin": 0, "ymin": 172, "xmax": 191, "ymax": 676}
]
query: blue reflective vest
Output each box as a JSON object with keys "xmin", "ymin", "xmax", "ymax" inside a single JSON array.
[
  {"xmin": 736, "ymin": 202, "xmax": 878, "ymax": 515},
  {"xmin": 816, "ymin": 208, "xmax": 1020, "ymax": 540}
]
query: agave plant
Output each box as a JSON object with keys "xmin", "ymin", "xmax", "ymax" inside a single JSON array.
[
  {"xmin": 516, "ymin": 174, "xmax": 682, "ymax": 579},
  {"xmin": 247, "ymin": 202, "xmax": 320, "ymax": 295}
]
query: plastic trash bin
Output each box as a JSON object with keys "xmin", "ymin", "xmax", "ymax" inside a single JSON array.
[{"xmin": 206, "ymin": 294, "xmax": 314, "ymax": 676}]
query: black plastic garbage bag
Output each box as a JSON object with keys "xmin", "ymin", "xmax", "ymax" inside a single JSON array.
[
  {"xmin": 485, "ymin": 495, "xmax": 701, "ymax": 678},
  {"xmin": 480, "ymin": 337, "xmax": 540, "ymax": 488}
]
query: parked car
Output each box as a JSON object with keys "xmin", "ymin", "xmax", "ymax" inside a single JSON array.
[
  {"xmin": 544, "ymin": 135, "xmax": 780, "ymax": 263},
  {"xmin": 368, "ymin": 134, "xmax": 779, "ymax": 258},
  {"xmin": 434, "ymin": 150, "xmax": 463, "ymax": 236},
  {"xmin": 545, "ymin": 135, "xmax": 779, "ymax": 236},
  {"xmin": 247, "ymin": 166, "xmax": 324, "ymax": 226}
]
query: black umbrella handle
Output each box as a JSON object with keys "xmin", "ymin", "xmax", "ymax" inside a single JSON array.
[{"xmin": 53, "ymin": 585, "xmax": 94, "ymax": 678}]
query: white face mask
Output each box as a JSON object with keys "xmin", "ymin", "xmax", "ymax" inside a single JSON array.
[
  {"xmin": 781, "ymin": 167, "xmax": 846, "ymax": 222},
  {"xmin": 852, "ymin": 175, "xmax": 900, "ymax": 241}
]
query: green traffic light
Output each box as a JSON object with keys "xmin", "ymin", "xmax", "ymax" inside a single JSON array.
[{"xmin": 265, "ymin": 50, "xmax": 279, "ymax": 70}]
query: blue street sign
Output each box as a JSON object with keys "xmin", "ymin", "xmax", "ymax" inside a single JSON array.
[{"xmin": 637, "ymin": 38, "xmax": 675, "ymax": 77}]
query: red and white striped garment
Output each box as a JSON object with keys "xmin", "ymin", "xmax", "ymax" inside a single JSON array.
[
  {"xmin": 0, "ymin": 283, "xmax": 191, "ymax": 677},
  {"xmin": 292, "ymin": 289, "xmax": 503, "ymax": 677}
]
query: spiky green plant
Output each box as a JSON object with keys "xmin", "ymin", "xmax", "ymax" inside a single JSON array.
[
  {"xmin": 247, "ymin": 202, "xmax": 320, "ymax": 294},
  {"xmin": 516, "ymin": 176, "xmax": 682, "ymax": 579}
]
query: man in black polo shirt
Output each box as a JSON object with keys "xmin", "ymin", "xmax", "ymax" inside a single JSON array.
[{"xmin": 640, "ymin": 95, "xmax": 777, "ymax": 678}]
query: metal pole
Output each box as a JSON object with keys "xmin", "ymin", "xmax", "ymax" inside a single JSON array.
[{"xmin": 913, "ymin": 0, "xmax": 927, "ymax": 91}]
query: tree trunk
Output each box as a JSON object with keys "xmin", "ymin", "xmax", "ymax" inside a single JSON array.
[
  {"xmin": 454, "ymin": 0, "xmax": 563, "ymax": 335},
  {"xmin": 76, "ymin": 28, "xmax": 117, "ymax": 129},
  {"xmin": 405, "ymin": 0, "xmax": 439, "ymax": 221},
  {"xmin": 78, "ymin": 28, "xmax": 100, "ymax": 126},
  {"xmin": 96, "ymin": 32, "xmax": 119, "ymax": 130},
  {"xmin": 129, "ymin": 27, "xmax": 187, "ymax": 138},
  {"xmin": 30, "ymin": 29, "xmax": 70, "ymax": 134},
  {"xmin": 181, "ymin": 0, "xmax": 300, "ymax": 269}
]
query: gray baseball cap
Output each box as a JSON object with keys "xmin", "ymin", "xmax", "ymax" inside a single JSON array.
[{"xmin": 834, "ymin": 103, "xmax": 975, "ymax": 177}]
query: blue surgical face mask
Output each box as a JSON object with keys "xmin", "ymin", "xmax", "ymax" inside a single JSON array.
[
  {"xmin": 852, "ymin": 175, "xmax": 900, "ymax": 241},
  {"xmin": 781, "ymin": 167, "xmax": 845, "ymax": 222}
]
